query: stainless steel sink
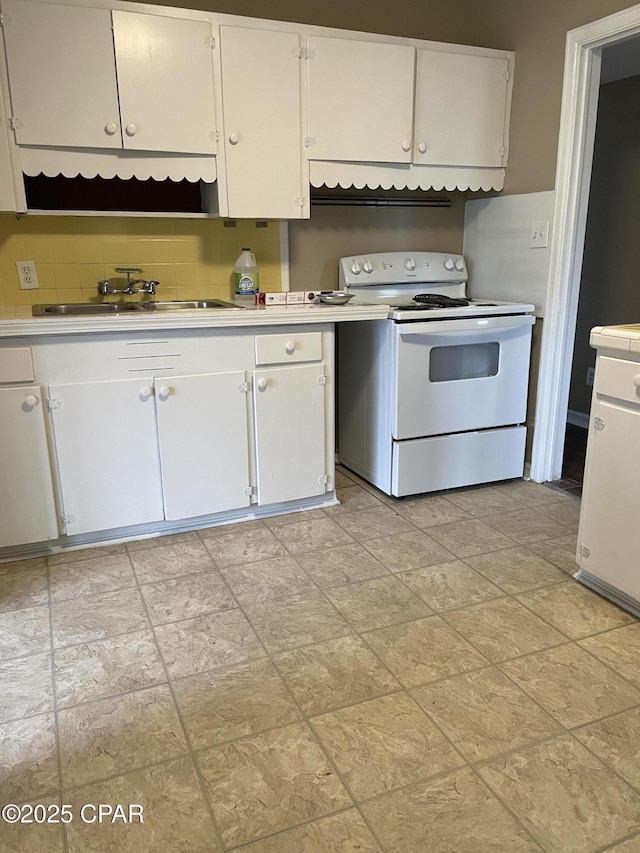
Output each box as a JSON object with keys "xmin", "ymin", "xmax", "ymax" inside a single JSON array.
[{"xmin": 32, "ymin": 299, "xmax": 240, "ymax": 317}]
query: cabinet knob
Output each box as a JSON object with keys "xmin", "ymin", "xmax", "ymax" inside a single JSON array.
[
  {"xmin": 257, "ymin": 378, "xmax": 268, "ymax": 391},
  {"xmin": 228, "ymin": 132, "xmax": 239, "ymax": 145},
  {"xmin": 285, "ymin": 341, "xmax": 296, "ymax": 355},
  {"xmin": 139, "ymin": 386, "xmax": 153, "ymax": 400},
  {"xmin": 401, "ymin": 140, "xmax": 411, "ymax": 152},
  {"xmin": 125, "ymin": 123, "xmax": 137, "ymax": 137},
  {"xmin": 24, "ymin": 394, "xmax": 38, "ymax": 407},
  {"xmin": 158, "ymin": 386, "xmax": 172, "ymax": 399},
  {"xmin": 418, "ymin": 142, "xmax": 427, "ymax": 154},
  {"xmin": 633, "ymin": 375, "xmax": 640, "ymax": 388},
  {"xmin": 104, "ymin": 122, "xmax": 118, "ymax": 136}
]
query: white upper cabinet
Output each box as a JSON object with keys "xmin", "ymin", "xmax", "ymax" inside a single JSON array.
[
  {"xmin": 2, "ymin": 0, "xmax": 217, "ymax": 154},
  {"xmin": 219, "ymin": 25, "xmax": 307, "ymax": 218},
  {"xmin": 413, "ymin": 49, "xmax": 510, "ymax": 168},
  {"xmin": 306, "ymin": 36, "xmax": 415, "ymax": 164}
]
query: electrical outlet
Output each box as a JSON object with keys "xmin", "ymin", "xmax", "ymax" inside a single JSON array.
[
  {"xmin": 586, "ymin": 367, "xmax": 595, "ymax": 386},
  {"xmin": 530, "ymin": 220, "xmax": 550, "ymax": 249},
  {"xmin": 16, "ymin": 260, "xmax": 39, "ymax": 290}
]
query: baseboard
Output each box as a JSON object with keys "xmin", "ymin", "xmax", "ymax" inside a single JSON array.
[{"xmin": 567, "ymin": 409, "xmax": 589, "ymax": 429}]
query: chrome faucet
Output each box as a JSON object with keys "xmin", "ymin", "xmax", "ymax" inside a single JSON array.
[{"xmin": 97, "ymin": 267, "xmax": 159, "ymax": 297}]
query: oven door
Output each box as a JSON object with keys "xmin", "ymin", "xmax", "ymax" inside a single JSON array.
[{"xmin": 391, "ymin": 314, "xmax": 535, "ymax": 438}]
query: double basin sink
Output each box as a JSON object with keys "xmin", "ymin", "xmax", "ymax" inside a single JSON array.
[{"xmin": 32, "ymin": 299, "xmax": 240, "ymax": 316}]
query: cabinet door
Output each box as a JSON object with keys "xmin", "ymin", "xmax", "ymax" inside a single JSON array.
[
  {"xmin": 154, "ymin": 372, "xmax": 251, "ymax": 520},
  {"xmin": 2, "ymin": 0, "xmax": 121, "ymax": 149},
  {"xmin": 307, "ymin": 36, "xmax": 414, "ymax": 164},
  {"xmin": 253, "ymin": 364, "xmax": 326, "ymax": 506},
  {"xmin": 0, "ymin": 386, "xmax": 58, "ymax": 547},
  {"xmin": 413, "ymin": 50, "xmax": 509, "ymax": 167},
  {"xmin": 219, "ymin": 26, "xmax": 306, "ymax": 218},
  {"xmin": 113, "ymin": 11, "xmax": 217, "ymax": 155},
  {"xmin": 578, "ymin": 398, "xmax": 640, "ymax": 600},
  {"xmin": 48, "ymin": 380, "xmax": 164, "ymax": 536}
]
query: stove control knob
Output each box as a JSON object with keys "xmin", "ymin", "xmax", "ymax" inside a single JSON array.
[
  {"xmin": 454, "ymin": 258, "xmax": 465, "ymax": 272},
  {"xmin": 350, "ymin": 260, "xmax": 362, "ymax": 275},
  {"xmin": 363, "ymin": 260, "xmax": 373, "ymax": 274},
  {"xmin": 404, "ymin": 258, "xmax": 416, "ymax": 271},
  {"xmin": 444, "ymin": 258, "xmax": 455, "ymax": 271}
]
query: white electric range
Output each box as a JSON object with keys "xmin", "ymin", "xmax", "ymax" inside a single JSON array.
[{"xmin": 337, "ymin": 251, "xmax": 536, "ymax": 497}]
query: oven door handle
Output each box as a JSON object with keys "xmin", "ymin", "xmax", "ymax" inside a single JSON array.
[{"xmin": 398, "ymin": 315, "xmax": 535, "ymax": 336}]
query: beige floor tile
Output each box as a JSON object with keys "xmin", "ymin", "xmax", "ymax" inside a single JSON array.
[
  {"xmin": 444, "ymin": 597, "xmax": 566, "ymax": 662},
  {"xmin": 203, "ymin": 526, "xmax": 289, "ymax": 567},
  {"xmin": 446, "ymin": 485, "xmax": 525, "ymax": 518},
  {"xmin": 173, "ymin": 659, "xmax": 300, "ymax": 750},
  {"xmin": 335, "ymin": 468, "xmax": 357, "ymax": 488},
  {"xmin": 501, "ymin": 643, "xmax": 640, "ymax": 728},
  {"xmin": 0, "ymin": 714, "xmax": 59, "ymax": 803},
  {"xmin": 0, "ymin": 560, "xmax": 48, "ymax": 613},
  {"xmin": 54, "ymin": 629, "xmax": 166, "ymax": 709},
  {"xmin": 48, "ymin": 553, "xmax": 136, "ymax": 603},
  {"xmin": 484, "ymin": 508, "xmax": 569, "ymax": 544},
  {"xmin": 362, "ymin": 767, "xmax": 540, "ymax": 852},
  {"xmin": 244, "ymin": 591, "xmax": 351, "ymax": 653},
  {"xmin": 198, "ymin": 519, "xmax": 266, "ymax": 539},
  {"xmin": 47, "ymin": 544, "xmax": 126, "ymax": 566},
  {"xmin": 236, "ymin": 809, "xmax": 382, "ymax": 852},
  {"xmin": 155, "ymin": 609, "xmax": 265, "ymax": 679},
  {"xmin": 527, "ymin": 533, "xmax": 579, "ymax": 574},
  {"xmin": 274, "ymin": 635, "xmax": 399, "ymax": 715},
  {"xmin": 575, "ymin": 707, "xmax": 640, "ymax": 788},
  {"xmin": 140, "ymin": 570, "xmax": 236, "ymax": 625},
  {"xmin": 606, "ymin": 838, "xmax": 640, "ymax": 853},
  {"xmin": 272, "ymin": 516, "xmax": 355, "ymax": 554},
  {"xmin": 427, "ymin": 519, "xmax": 515, "ymax": 558},
  {"xmin": 220, "ymin": 555, "xmax": 316, "ymax": 605},
  {"xmin": 579, "ymin": 623, "xmax": 640, "ymax": 687},
  {"xmin": 197, "ymin": 721, "xmax": 351, "ymax": 847},
  {"xmin": 479, "ymin": 734, "xmax": 640, "ymax": 852},
  {"xmin": 493, "ymin": 480, "xmax": 569, "ymax": 507},
  {"xmin": 294, "ymin": 542, "xmax": 389, "ymax": 588},
  {"xmin": 332, "ymin": 506, "xmax": 415, "ymax": 542},
  {"xmin": 465, "ymin": 546, "xmax": 567, "ymax": 594},
  {"xmin": 1, "ymin": 796, "xmax": 64, "ymax": 853},
  {"xmin": 312, "ymin": 693, "xmax": 462, "ymax": 801},
  {"xmin": 58, "ymin": 685, "xmax": 188, "ymax": 790},
  {"xmin": 325, "ymin": 575, "xmax": 431, "ymax": 632},
  {"xmin": 413, "ymin": 666, "xmax": 562, "ymax": 762},
  {"xmin": 534, "ymin": 499, "xmax": 581, "ymax": 529},
  {"xmin": 393, "ymin": 494, "xmax": 473, "ymax": 528},
  {"xmin": 363, "ymin": 530, "xmax": 455, "ymax": 572},
  {"xmin": 517, "ymin": 581, "xmax": 636, "ymax": 639},
  {"xmin": 125, "ymin": 530, "xmax": 200, "ymax": 552},
  {"xmin": 0, "ymin": 605, "xmax": 51, "ymax": 660},
  {"xmin": 0, "ymin": 653, "xmax": 54, "ymax": 722},
  {"xmin": 51, "ymin": 588, "xmax": 150, "ymax": 649},
  {"xmin": 262, "ymin": 508, "xmax": 328, "ymax": 529},
  {"xmin": 325, "ymin": 484, "xmax": 385, "ymax": 515},
  {"xmin": 130, "ymin": 539, "xmax": 217, "ymax": 584},
  {"xmin": 400, "ymin": 560, "xmax": 503, "ymax": 612},
  {"xmin": 65, "ymin": 757, "xmax": 220, "ymax": 852},
  {"xmin": 362, "ymin": 615, "xmax": 487, "ymax": 688}
]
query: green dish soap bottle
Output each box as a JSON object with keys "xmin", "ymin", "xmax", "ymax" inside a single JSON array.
[{"xmin": 233, "ymin": 248, "xmax": 259, "ymax": 308}]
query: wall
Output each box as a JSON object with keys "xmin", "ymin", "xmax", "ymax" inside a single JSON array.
[
  {"xmin": 569, "ymin": 75, "xmax": 640, "ymax": 415},
  {"xmin": 0, "ymin": 216, "xmax": 282, "ymax": 307}
]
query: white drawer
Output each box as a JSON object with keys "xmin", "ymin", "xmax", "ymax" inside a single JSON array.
[
  {"xmin": 255, "ymin": 332, "xmax": 322, "ymax": 365},
  {"xmin": 0, "ymin": 347, "xmax": 34, "ymax": 383},
  {"xmin": 595, "ymin": 355, "xmax": 640, "ymax": 405}
]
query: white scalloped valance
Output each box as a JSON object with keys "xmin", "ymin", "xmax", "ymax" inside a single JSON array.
[
  {"xmin": 310, "ymin": 161, "xmax": 505, "ymax": 193},
  {"xmin": 20, "ymin": 147, "xmax": 217, "ymax": 183}
]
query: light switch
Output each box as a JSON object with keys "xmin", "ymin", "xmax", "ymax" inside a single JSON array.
[{"xmin": 530, "ymin": 221, "xmax": 550, "ymax": 249}]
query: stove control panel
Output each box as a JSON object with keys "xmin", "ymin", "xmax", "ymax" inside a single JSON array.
[{"xmin": 339, "ymin": 251, "xmax": 467, "ymax": 288}]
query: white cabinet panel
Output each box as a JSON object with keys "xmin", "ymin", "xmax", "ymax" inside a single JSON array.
[
  {"xmin": 113, "ymin": 11, "xmax": 217, "ymax": 155},
  {"xmin": 0, "ymin": 386, "xmax": 58, "ymax": 547},
  {"xmin": 413, "ymin": 50, "xmax": 509, "ymax": 167},
  {"xmin": 253, "ymin": 363, "xmax": 326, "ymax": 505},
  {"xmin": 48, "ymin": 379, "xmax": 164, "ymax": 536},
  {"xmin": 154, "ymin": 372, "xmax": 251, "ymax": 520},
  {"xmin": 306, "ymin": 36, "xmax": 415, "ymax": 164},
  {"xmin": 2, "ymin": 0, "xmax": 121, "ymax": 149},
  {"xmin": 219, "ymin": 26, "xmax": 306, "ymax": 218}
]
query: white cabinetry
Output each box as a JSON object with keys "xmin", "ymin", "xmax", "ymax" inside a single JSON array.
[
  {"xmin": 219, "ymin": 26, "xmax": 307, "ymax": 218},
  {"xmin": 0, "ymin": 384, "xmax": 58, "ymax": 547},
  {"xmin": 2, "ymin": 0, "xmax": 217, "ymax": 154}
]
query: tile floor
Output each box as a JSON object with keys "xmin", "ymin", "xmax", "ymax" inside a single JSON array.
[{"xmin": 2, "ymin": 469, "xmax": 640, "ymax": 852}]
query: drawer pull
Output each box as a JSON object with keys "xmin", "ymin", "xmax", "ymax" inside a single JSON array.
[
  {"xmin": 139, "ymin": 387, "xmax": 153, "ymax": 400},
  {"xmin": 24, "ymin": 395, "xmax": 38, "ymax": 408},
  {"xmin": 634, "ymin": 375, "xmax": 640, "ymax": 388},
  {"xmin": 158, "ymin": 386, "xmax": 172, "ymax": 400},
  {"xmin": 257, "ymin": 378, "xmax": 268, "ymax": 391},
  {"xmin": 285, "ymin": 341, "xmax": 296, "ymax": 355}
]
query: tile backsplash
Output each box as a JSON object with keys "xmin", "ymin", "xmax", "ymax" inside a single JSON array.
[{"xmin": 0, "ymin": 215, "xmax": 283, "ymax": 306}]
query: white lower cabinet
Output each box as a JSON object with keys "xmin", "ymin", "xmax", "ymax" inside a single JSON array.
[{"xmin": 0, "ymin": 385, "xmax": 58, "ymax": 547}]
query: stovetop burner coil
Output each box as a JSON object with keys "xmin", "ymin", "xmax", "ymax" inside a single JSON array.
[{"xmin": 412, "ymin": 294, "xmax": 470, "ymax": 308}]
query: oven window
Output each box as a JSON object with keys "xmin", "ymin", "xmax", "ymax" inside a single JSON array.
[{"xmin": 429, "ymin": 342, "xmax": 499, "ymax": 382}]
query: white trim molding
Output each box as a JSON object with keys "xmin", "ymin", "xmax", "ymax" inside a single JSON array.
[{"xmin": 530, "ymin": 4, "xmax": 640, "ymax": 483}]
